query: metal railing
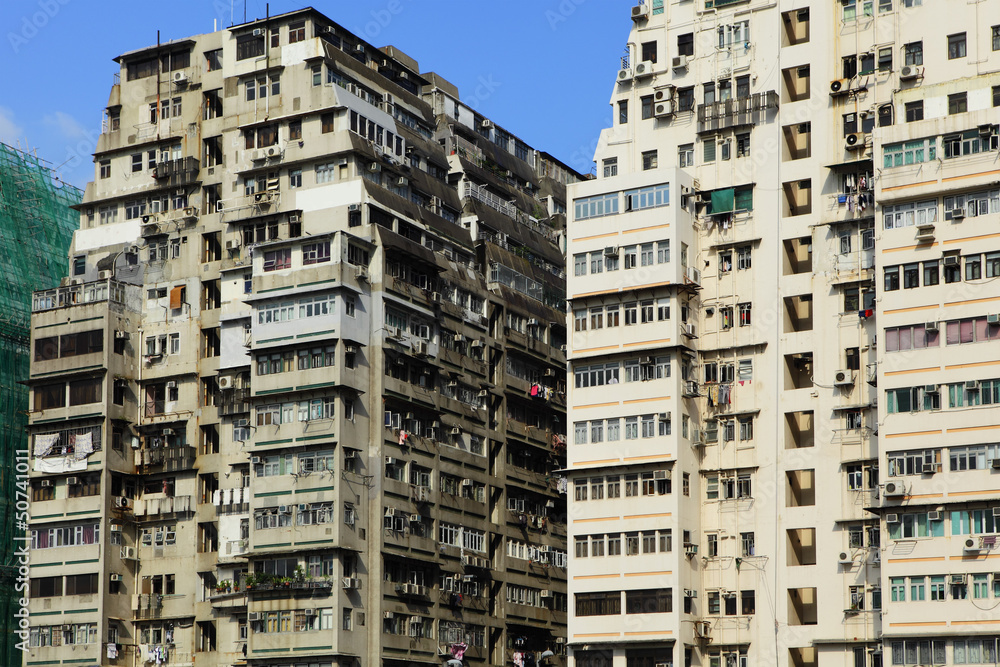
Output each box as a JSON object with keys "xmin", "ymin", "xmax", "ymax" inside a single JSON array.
[{"xmin": 32, "ymin": 279, "xmax": 128, "ymax": 313}]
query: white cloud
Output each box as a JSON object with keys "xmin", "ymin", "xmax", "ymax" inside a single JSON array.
[
  {"xmin": 43, "ymin": 111, "xmax": 88, "ymax": 140},
  {"xmin": 0, "ymin": 107, "xmax": 23, "ymax": 146}
]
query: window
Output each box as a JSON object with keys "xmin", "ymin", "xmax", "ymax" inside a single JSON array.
[
  {"xmin": 236, "ymin": 32, "xmax": 265, "ymax": 61},
  {"xmin": 288, "ymin": 20, "xmax": 305, "ymax": 43},
  {"xmin": 704, "ymin": 140, "xmax": 716, "ymax": 163},
  {"xmin": 263, "ymin": 248, "xmax": 291, "ymax": 272},
  {"xmin": 993, "ymin": 25, "xmax": 1000, "ymax": 51},
  {"xmin": 99, "ymin": 160, "xmax": 111, "ymax": 179},
  {"xmin": 678, "ymin": 143, "xmax": 694, "ymax": 167},
  {"xmin": 678, "ymin": 32, "xmax": 694, "ymax": 56},
  {"xmin": 904, "ymin": 101, "xmax": 923, "ymax": 123},
  {"xmin": 641, "ymin": 96, "xmax": 654, "ymax": 120},
  {"xmin": 642, "ymin": 151, "xmax": 658, "ymax": 171},
  {"xmin": 883, "ymin": 138, "xmax": 936, "ymax": 168},
  {"xmin": 949, "ymin": 32, "xmax": 967, "ymax": 59},
  {"xmin": 904, "ymin": 41, "xmax": 923, "ymax": 66},
  {"xmin": 995, "ymin": 85, "xmax": 1000, "ymax": 107},
  {"xmin": 948, "ymin": 92, "xmax": 968, "ymax": 115},
  {"xmin": 618, "ymin": 100, "xmax": 628, "ymax": 124},
  {"xmin": 736, "ymin": 132, "xmax": 750, "ymax": 157},
  {"xmin": 603, "ymin": 158, "xmax": 618, "ymax": 178},
  {"xmin": 641, "ymin": 41, "xmax": 657, "ymax": 63},
  {"xmin": 738, "ymin": 303, "xmax": 752, "ymax": 326},
  {"xmin": 626, "ymin": 589, "xmax": 671, "ymax": 614},
  {"xmin": 576, "ymin": 592, "xmax": 621, "ymax": 616},
  {"xmin": 878, "ymin": 47, "xmax": 893, "ymax": 72}
]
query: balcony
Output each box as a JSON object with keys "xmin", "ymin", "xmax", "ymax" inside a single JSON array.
[
  {"xmin": 135, "ymin": 494, "xmax": 193, "ymax": 518},
  {"xmin": 152, "ymin": 157, "xmax": 199, "ymax": 187},
  {"xmin": 697, "ymin": 91, "xmax": 778, "ymax": 133},
  {"xmin": 135, "ymin": 444, "xmax": 196, "ymax": 472},
  {"xmin": 32, "ymin": 278, "xmax": 129, "ymax": 312}
]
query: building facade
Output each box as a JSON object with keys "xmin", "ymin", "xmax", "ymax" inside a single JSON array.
[
  {"xmin": 0, "ymin": 143, "xmax": 80, "ymax": 667},
  {"xmin": 566, "ymin": 3, "xmax": 1000, "ymax": 667},
  {"xmin": 26, "ymin": 9, "xmax": 579, "ymax": 667}
]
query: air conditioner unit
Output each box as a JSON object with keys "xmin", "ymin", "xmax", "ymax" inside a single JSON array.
[
  {"xmin": 992, "ymin": 459, "xmax": 1000, "ymax": 470},
  {"xmin": 603, "ymin": 246, "xmax": 619, "ymax": 257},
  {"xmin": 480, "ymin": 119, "xmax": 494, "ymax": 130},
  {"xmin": 248, "ymin": 612, "xmax": 261, "ymax": 622},
  {"xmin": 987, "ymin": 313, "xmax": 1000, "ymax": 324},
  {"xmin": 965, "ymin": 380, "xmax": 981, "ymax": 391},
  {"xmin": 250, "ymin": 456, "xmax": 261, "ymax": 465},
  {"xmin": 830, "ymin": 79, "xmax": 851, "ymax": 95},
  {"xmin": 66, "ymin": 476, "xmax": 80, "ymax": 486},
  {"xmin": 355, "ymin": 266, "xmax": 369, "ymax": 282},
  {"xmin": 121, "ymin": 547, "xmax": 136, "ymax": 559},
  {"xmin": 944, "ymin": 255, "xmax": 961, "ymax": 266},
  {"xmin": 345, "ymin": 450, "xmax": 357, "ymax": 459},
  {"xmin": 915, "ymin": 223, "xmax": 935, "ymax": 240},
  {"xmin": 162, "ymin": 428, "xmax": 175, "ymax": 436},
  {"xmin": 922, "ymin": 463, "xmax": 936, "ymax": 474},
  {"xmin": 899, "ymin": 65, "xmax": 919, "ymax": 80},
  {"xmin": 141, "ymin": 214, "xmax": 158, "ymax": 224},
  {"xmin": 453, "ymin": 334, "xmax": 466, "ymax": 342},
  {"xmin": 965, "ymin": 538, "xmax": 981, "ymax": 553},
  {"xmin": 886, "ymin": 513, "xmax": 899, "ymax": 523},
  {"xmin": 461, "ymin": 478, "xmax": 473, "ymax": 487},
  {"xmin": 342, "ymin": 577, "xmax": 361, "ymax": 589},
  {"xmin": 672, "ymin": 55, "xmax": 689, "ymax": 69},
  {"xmin": 654, "ymin": 100, "xmax": 675, "ymax": 117},
  {"xmin": 928, "ymin": 510, "xmax": 943, "ymax": 521},
  {"xmin": 884, "ymin": 482, "xmax": 904, "ymax": 497},
  {"xmin": 172, "ymin": 71, "xmax": 188, "ymax": 84},
  {"xmin": 251, "ymin": 28, "xmax": 263, "ymax": 37},
  {"xmin": 39, "ymin": 479, "xmax": 52, "ymax": 488},
  {"xmin": 838, "ymin": 552, "xmax": 853, "ymax": 564},
  {"xmin": 165, "ymin": 381, "xmax": 176, "ymax": 390},
  {"xmin": 540, "ymin": 589, "xmax": 553, "ymax": 599},
  {"xmin": 631, "ymin": 4, "xmax": 649, "ymax": 20},
  {"xmin": 114, "ymin": 330, "xmax": 130, "ymax": 340},
  {"xmin": 686, "ymin": 266, "xmax": 701, "ymax": 284},
  {"xmin": 397, "ymin": 177, "xmax": 408, "ymax": 186},
  {"xmin": 684, "ymin": 323, "xmax": 697, "ymax": 337},
  {"xmin": 845, "ymin": 133, "xmax": 865, "ymax": 150},
  {"xmin": 116, "ymin": 497, "xmax": 131, "ymax": 509},
  {"xmin": 992, "ymin": 506, "xmax": 1000, "ymax": 517},
  {"xmin": 110, "ymin": 573, "xmax": 123, "ymax": 582},
  {"xmin": 834, "ymin": 370, "xmax": 855, "ymax": 386},
  {"xmin": 218, "ymin": 376, "xmax": 234, "ymax": 390},
  {"xmin": 478, "ymin": 389, "xmax": 489, "ymax": 398},
  {"xmin": 408, "ymin": 514, "xmax": 421, "ymax": 522},
  {"xmin": 950, "ymin": 208, "xmax": 966, "ymax": 220},
  {"xmin": 471, "ymin": 340, "xmax": 484, "ymax": 349},
  {"xmin": 618, "ymin": 68, "xmax": 633, "ymax": 82},
  {"xmin": 653, "ymin": 470, "xmax": 668, "ymax": 480},
  {"xmin": 694, "ymin": 620, "xmax": 711, "ymax": 639},
  {"xmin": 683, "ymin": 589, "xmax": 697, "ymax": 598},
  {"xmin": 451, "ymin": 427, "xmax": 462, "ymax": 435},
  {"xmin": 924, "ymin": 384, "xmax": 939, "ymax": 394},
  {"xmin": 634, "ymin": 61, "xmax": 655, "ymax": 78}
]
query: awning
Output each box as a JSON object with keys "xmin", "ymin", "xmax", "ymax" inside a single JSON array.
[{"xmin": 711, "ymin": 188, "xmax": 735, "ymax": 214}]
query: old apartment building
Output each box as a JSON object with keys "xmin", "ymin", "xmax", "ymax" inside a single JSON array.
[
  {"xmin": 567, "ymin": 2, "xmax": 1000, "ymax": 667},
  {"xmin": 26, "ymin": 8, "xmax": 580, "ymax": 667}
]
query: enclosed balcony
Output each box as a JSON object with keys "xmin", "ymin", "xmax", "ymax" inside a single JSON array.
[{"xmin": 697, "ymin": 91, "xmax": 778, "ymax": 134}]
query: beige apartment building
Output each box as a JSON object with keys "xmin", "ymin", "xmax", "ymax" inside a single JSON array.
[
  {"xmin": 566, "ymin": 2, "xmax": 1000, "ymax": 667},
  {"xmin": 25, "ymin": 8, "xmax": 581, "ymax": 667}
]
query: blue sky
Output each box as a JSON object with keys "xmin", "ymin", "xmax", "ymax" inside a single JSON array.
[{"xmin": 0, "ymin": 0, "xmax": 631, "ymax": 188}]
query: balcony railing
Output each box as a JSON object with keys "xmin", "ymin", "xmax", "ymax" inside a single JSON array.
[
  {"xmin": 32, "ymin": 279, "xmax": 128, "ymax": 313},
  {"xmin": 462, "ymin": 181, "xmax": 558, "ymax": 242},
  {"xmin": 152, "ymin": 157, "xmax": 200, "ymax": 186},
  {"xmin": 697, "ymin": 91, "xmax": 778, "ymax": 133}
]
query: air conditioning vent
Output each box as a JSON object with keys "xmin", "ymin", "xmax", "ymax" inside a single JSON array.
[
  {"xmin": 950, "ymin": 208, "xmax": 966, "ymax": 220},
  {"xmin": 830, "ymin": 78, "xmax": 851, "ymax": 95},
  {"xmin": 654, "ymin": 100, "xmax": 675, "ymax": 117},
  {"xmin": 618, "ymin": 69, "xmax": 633, "ymax": 82},
  {"xmin": 963, "ymin": 539, "xmax": 979, "ymax": 552},
  {"xmin": 838, "ymin": 552, "xmax": 853, "ymax": 564},
  {"xmin": 928, "ymin": 510, "xmax": 943, "ymax": 521},
  {"xmin": 885, "ymin": 513, "xmax": 899, "ymax": 523},
  {"xmin": 899, "ymin": 65, "xmax": 919, "ymax": 80},
  {"xmin": 631, "ymin": 5, "xmax": 649, "ymax": 20},
  {"xmin": 845, "ymin": 133, "xmax": 865, "ymax": 150},
  {"xmin": 922, "ymin": 463, "xmax": 937, "ymax": 474},
  {"xmin": 884, "ymin": 482, "xmax": 903, "ymax": 497},
  {"xmin": 634, "ymin": 61, "xmax": 655, "ymax": 78},
  {"xmin": 672, "ymin": 55, "xmax": 689, "ymax": 69},
  {"xmin": 834, "ymin": 370, "xmax": 855, "ymax": 386}
]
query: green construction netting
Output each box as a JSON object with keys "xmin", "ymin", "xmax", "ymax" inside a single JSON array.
[{"xmin": 0, "ymin": 143, "xmax": 79, "ymax": 666}]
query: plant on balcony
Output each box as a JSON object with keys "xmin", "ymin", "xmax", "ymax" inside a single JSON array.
[
  {"xmin": 293, "ymin": 565, "xmax": 306, "ymax": 583},
  {"xmin": 215, "ymin": 580, "xmax": 232, "ymax": 593}
]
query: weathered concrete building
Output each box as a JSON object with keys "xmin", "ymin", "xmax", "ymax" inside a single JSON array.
[{"xmin": 26, "ymin": 8, "xmax": 581, "ymax": 667}]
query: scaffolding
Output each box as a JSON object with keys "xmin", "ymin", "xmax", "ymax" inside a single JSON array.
[{"xmin": 0, "ymin": 142, "xmax": 80, "ymax": 666}]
